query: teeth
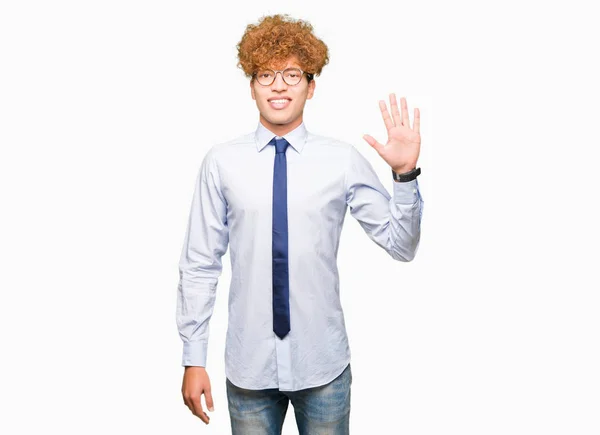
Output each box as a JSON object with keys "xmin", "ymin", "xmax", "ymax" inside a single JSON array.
[{"xmin": 270, "ymin": 99, "xmax": 289, "ymax": 104}]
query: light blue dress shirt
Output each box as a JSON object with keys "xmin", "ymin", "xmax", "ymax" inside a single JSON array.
[{"xmin": 177, "ymin": 121, "xmax": 424, "ymax": 391}]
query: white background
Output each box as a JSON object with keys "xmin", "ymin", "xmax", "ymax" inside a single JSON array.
[{"xmin": 1, "ymin": 0, "xmax": 599, "ymax": 434}]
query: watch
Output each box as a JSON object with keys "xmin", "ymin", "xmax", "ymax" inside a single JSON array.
[{"xmin": 392, "ymin": 167, "xmax": 421, "ymax": 182}]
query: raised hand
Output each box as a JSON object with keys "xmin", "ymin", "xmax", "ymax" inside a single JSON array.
[{"xmin": 363, "ymin": 94, "xmax": 421, "ymax": 173}]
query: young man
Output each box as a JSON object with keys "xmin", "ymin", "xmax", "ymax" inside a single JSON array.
[{"xmin": 177, "ymin": 14, "xmax": 424, "ymax": 434}]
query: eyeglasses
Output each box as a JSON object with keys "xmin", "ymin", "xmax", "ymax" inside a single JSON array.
[{"xmin": 253, "ymin": 68, "xmax": 313, "ymax": 86}]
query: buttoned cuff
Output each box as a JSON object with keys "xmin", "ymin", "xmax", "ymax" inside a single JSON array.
[
  {"xmin": 393, "ymin": 178, "xmax": 420, "ymax": 204},
  {"xmin": 182, "ymin": 341, "xmax": 208, "ymax": 367}
]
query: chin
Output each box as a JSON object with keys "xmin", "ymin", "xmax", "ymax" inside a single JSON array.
[{"xmin": 264, "ymin": 114, "xmax": 292, "ymax": 125}]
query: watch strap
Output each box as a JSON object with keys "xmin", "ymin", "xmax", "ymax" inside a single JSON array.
[{"xmin": 392, "ymin": 167, "xmax": 421, "ymax": 182}]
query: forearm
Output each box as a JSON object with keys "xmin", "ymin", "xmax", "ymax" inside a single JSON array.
[
  {"xmin": 388, "ymin": 178, "xmax": 423, "ymax": 261},
  {"xmin": 176, "ymin": 280, "xmax": 218, "ymax": 367}
]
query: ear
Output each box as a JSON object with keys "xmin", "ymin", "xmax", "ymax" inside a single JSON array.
[
  {"xmin": 250, "ymin": 79, "xmax": 256, "ymax": 100},
  {"xmin": 306, "ymin": 79, "xmax": 316, "ymax": 100}
]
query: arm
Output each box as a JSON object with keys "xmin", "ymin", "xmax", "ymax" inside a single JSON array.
[
  {"xmin": 345, "ymin": 145, "xmax": 423, "ymax": 261},
  {"xmin": 176, "ymin": 149, "xmax": 229, "ymax": 367}
]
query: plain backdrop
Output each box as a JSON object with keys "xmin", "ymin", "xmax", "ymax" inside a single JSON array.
[{"xmin": 1, "ymin": 0, "xmax": 599, "ymax": 434}]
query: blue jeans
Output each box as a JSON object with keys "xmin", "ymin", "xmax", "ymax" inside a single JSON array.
[{"xmin": 226, "ymin": 363, "xmax": 352, "ymax": 434}]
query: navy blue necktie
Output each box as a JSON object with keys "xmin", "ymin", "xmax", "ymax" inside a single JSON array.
[{"xmin": 271, "ymin": 137, "xmax": 290, "ymax": 339}]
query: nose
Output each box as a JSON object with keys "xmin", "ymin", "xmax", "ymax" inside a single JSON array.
[{"xmin": 271, "ymin": 72, "xmax": 288, "ymax": 91}]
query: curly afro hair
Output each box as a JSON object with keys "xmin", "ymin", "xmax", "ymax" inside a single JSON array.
[{"xmin": 236, "ymin": 14, "xmax": 330, "ymax": 83}]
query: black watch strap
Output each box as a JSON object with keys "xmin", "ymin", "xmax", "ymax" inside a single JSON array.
[{"xmin": 392, "ymin": 167, "xmax": 421, "ymax": 182}]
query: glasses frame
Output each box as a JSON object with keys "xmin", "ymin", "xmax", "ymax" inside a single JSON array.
[{"xmin": 252, "ymin": 68, "xmax": 314, "ymax": 86}]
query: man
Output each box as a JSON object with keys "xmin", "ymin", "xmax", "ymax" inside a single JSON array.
[{"xmin": 177, "ymin": 14, "xmax": 424, "ymax": 434}]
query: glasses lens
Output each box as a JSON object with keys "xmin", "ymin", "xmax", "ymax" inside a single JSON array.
[
  {"xmin": 283, "ymin": 68, "xmax": 302, "ymax": 85},
  {"xmin": 256, "ymin": 70, "xmax": 275, "ymax": 85}
]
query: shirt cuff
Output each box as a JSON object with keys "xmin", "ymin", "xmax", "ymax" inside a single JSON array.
[
  {"xmin": 182, "ymin": 341, "xmax": 208, "ymax": 367},
  {"xmin": 393, "ymin": 178, "xmax": 420, "ymax": 204}
]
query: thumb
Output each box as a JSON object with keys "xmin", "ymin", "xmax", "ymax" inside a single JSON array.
[
  {"xmin": 363, "ymin": 134, "xmax": 384, "ymax": 155},
  {"xmin": 205, "ymin": 389, "xmax": 214, "ymax": 412}
]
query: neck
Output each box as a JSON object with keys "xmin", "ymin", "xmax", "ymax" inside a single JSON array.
[{"xmin": 259, "ymin": 114, "xmax": 303, "ymax": 137}]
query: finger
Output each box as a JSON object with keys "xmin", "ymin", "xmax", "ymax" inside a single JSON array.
[
  {"xmin": 390, "ymin": 93, "xmax": 402, "ymax": 126},
  {"xmin": 205, "ymin": 389, "xmax": 215, "ymax": 412},
  {"xmin": 191, "ymin": 396, "xmax": 210, "ymax": 424},
  {"xmin": 363, "ymin": 134, "xmax": 385, "ymax": 155},
  {"xmin": 184, "ymin": 395, "xmax": 200, "ymax": 418},
  {"xmin": 413, "ymin": 108, "xmax": 420, "ymax": 134},
  {"xmin": 182, "ymin": 390, "xmax": 193, "ymax": 411},
  {"xmin": 401, "ymin": 97, "xmax": 410, "ymax": 129},
  {"xmin": 379, "ymin": 100, "xmax": 394, "ymax": 132}
]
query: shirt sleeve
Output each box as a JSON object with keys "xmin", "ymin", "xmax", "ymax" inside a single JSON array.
[
  {"xmin": 345, "ymin": 145, "xmax": 424, "ymax": 261},
  {"xmin": 176, "ymin": 149, "xmax": 229, "ymax": 367}
]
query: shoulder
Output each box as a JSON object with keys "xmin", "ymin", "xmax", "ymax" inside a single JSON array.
[
  {"xmin": 196, "ymin": 132, "xmax": 255, "ymax": 173},
  {"xmin": 306, "ymin": 131, "xmax": 357, "ymax": 155},
  {"xmin": 304, "ymin": 132, "xmax": 373, "ymax": 171},
  {"xmin": 207, "ymin": 132, "xmax": 255, "ymax": 160}
]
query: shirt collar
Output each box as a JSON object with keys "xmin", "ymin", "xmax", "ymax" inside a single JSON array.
[{"xmin": 254, "ymin": 120, "xmax": 308, "ymax": 154}]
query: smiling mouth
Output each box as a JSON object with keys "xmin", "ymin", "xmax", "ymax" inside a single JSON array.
[{"xmin": 268, "ymin": 99, "xmax": 291, "ymax": 110}]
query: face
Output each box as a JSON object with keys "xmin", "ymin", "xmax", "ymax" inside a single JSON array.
[{"xmin": 250, "ymin": 56, "xmax": 316, "ymax": 137}]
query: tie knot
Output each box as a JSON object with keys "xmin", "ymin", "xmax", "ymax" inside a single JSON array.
[{"xmin": 274, "ymin": 137, "xmax": 289, "ymax": 154}]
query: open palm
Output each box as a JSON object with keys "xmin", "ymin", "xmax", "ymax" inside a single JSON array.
[{"xmin": 363, "ymin": 94, "xmax": 421, "ymax": 173}]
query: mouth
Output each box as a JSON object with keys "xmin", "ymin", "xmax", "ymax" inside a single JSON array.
[{"xmin": 268, "ymin": 98, "xmax": 291, "ymax": 110}]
